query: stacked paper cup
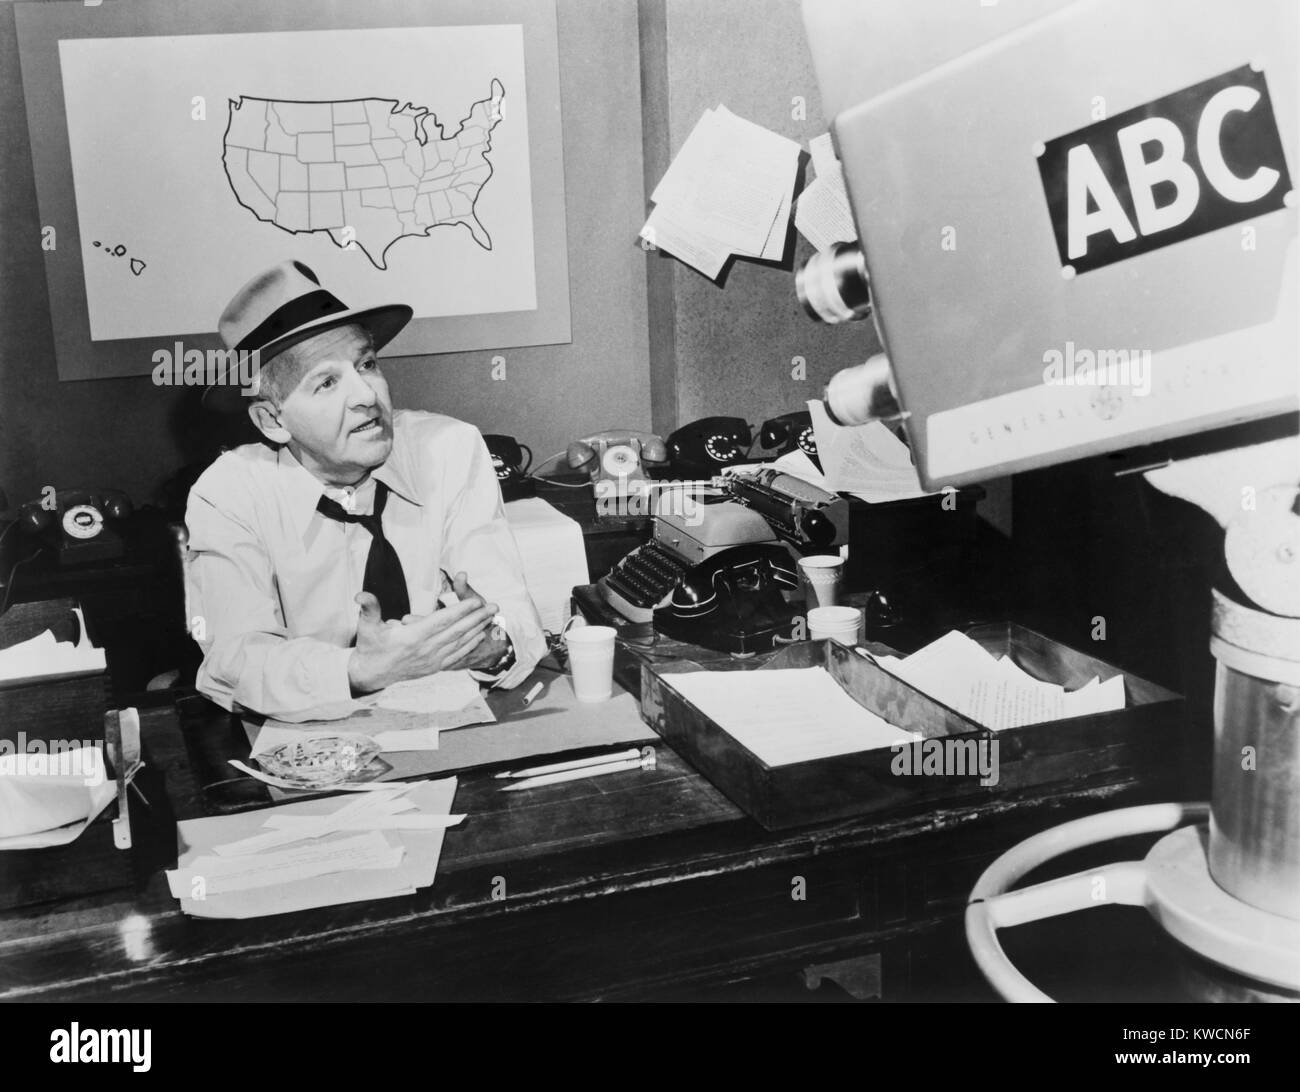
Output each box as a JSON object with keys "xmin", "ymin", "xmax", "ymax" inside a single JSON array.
[{"xmin": 807, "ymin": 605, "xmax": 864, "ymax": 645}]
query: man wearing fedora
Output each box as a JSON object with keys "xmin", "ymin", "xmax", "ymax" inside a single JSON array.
[{"xmin": 185, "ymin": 260, "xmax": 546, "ymax": 717}]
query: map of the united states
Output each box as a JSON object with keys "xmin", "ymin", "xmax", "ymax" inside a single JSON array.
[{"xmin": 222, "ymin": 81, "xmax": 505, "ymax": 270}]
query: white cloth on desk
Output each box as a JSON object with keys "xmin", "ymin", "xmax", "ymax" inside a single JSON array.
[{"xmin": 503, "ymin": 496, "xmax": 589, "ymax": 636}]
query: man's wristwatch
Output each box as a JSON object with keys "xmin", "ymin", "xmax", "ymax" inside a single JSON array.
[{"xmin": 487, "ymin": 624, "xmax": 515, "ymax": 675}]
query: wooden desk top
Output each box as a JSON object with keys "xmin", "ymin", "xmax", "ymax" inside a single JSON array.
[{"xmin": 0, "ymin": 690, "xmax": 1153, "ymax": 1001}]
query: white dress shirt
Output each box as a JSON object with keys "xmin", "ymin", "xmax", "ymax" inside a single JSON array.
[{"xmin": 185, "ymin": 410, "xmax": 546, "ymax": 716}]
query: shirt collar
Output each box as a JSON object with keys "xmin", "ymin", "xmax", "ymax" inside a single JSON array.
[
  {"xmin": 370, "ymin": 412, "xmax": 422, "ymax": 507},
  {"xmin": 276, "ymin": 434, "xmax": 421, "ymax": 541},
  {"xmin": 372, "ymin": 451, "xmax": 420, "ymax": 508}
]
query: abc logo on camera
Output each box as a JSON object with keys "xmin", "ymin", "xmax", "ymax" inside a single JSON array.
[{"xmin": 1037, "ymin": 64, "xmax": 1292, "ymax": 275}]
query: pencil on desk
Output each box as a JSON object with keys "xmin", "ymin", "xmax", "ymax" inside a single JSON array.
[
  {"xmin": 500, "ymin": 749, "xmax": 655, "ymax": 792},
  {"xmin": 495, "ymin": 746, "xmax": 644, "ymax": 779}
]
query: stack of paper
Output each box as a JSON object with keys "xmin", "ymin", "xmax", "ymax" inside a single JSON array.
[
  {"xmin": 875, "ymin": 631, "xmax": 1126, "ymax": 731},
  {"xmin": 664, "ymin": 666, "xmax": 915, "ymax": 767},
  {"xmin": 640, "ymin": 105, "xmax": 801, "ymax": 279},
  {"xmin": 0, "ymin": 606, "xmax": 105, "ymax": 685},
  {"xmin": 504, "ymin": 496, "xmax": 590, "ymax": 635},
  {"xmin": 166, "ymin": 778, "xmax": 461, "ymax": 918},
  {"xmin": 794, "ymin": 133, "xmax": 859, "ymax": 253}
]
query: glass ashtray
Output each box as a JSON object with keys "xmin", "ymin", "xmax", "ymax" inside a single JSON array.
[{"xmin": 256, "ymin": 733, "xmax": 382, "ymax": 787}]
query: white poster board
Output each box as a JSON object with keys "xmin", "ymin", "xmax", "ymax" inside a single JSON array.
[{"xmin": 16, "ymin": 0, "xmax": 570, "ymax": 380}]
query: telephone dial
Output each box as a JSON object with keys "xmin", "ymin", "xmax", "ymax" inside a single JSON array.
[
  {"xmin": 759, "ymin": 411, "xmax": 821, "ymax": 469},
  {"xmin": 483, "ymin": 434, "xmax": 535, "ymax": 502},
  {"xmin": 665, "ymin": 416, "xmax": 753, "ymax": 478},
  {"xmin": 19, "ymin": 488, "xmax": 132, "ymax": 565}
]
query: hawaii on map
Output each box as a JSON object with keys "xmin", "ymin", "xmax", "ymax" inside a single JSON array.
[{"xmin": 223, "ymin": 80, "xmax": 506, "ymax": 270}]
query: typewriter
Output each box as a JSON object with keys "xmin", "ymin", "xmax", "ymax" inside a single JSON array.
[{"xmin": 598, "ymin": 470, "xmax": 849, "ymax": 652}]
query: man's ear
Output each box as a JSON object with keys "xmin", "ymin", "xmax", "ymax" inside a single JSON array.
[{"xmin": 248, "ymin": 398, "xmax": 291, "ymax": 445}]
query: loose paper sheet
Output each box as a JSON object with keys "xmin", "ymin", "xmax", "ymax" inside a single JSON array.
[
  {"xmin": 875, "ymin": 631, "xmax": 1126, "ymax": 731},
  {"xmin": 641, "ymin": 203, "xmax": 729, "ymax": 279},
  {"xmin": 248, "ymin": 670, "xmax": 496, "ymax": 757},
  {"xmin": 168, "ymin": 831, "xmax": 404, "ymax": 898},
  {"xmin": 168, "ymin": 778, "xmax": 458, "ymax": 918},
  {"xmin": 795, "ymin": 133, "xmax": 858, "ymax": 253},
  {"xmin": 808, "ymin": 399, "xmax": 936, "ymax": 502},
  {"xmin": 795, "ymin": 163, "xmax": 857, "ymax": 252},
  {"xmin": 373, "ymin": 671, "xmax": 482, "ymax": 714},
  {"xmin": 809, "ymin": 132, "xmax": 838, "ymax": 178},
  {"xmin": 641, "ymin": 105, "xmax": 800, "ymax": 277},
  {"xmin": 0, "ymin": 746, "xmax": 116, "ymax": 848},
  {"xmin": 0, "ymin": 606, "xmax": 106, "ymax": 686},
  {"xmin": 211, "ymin": 789, "xmax": 460, "ymax": 857}
]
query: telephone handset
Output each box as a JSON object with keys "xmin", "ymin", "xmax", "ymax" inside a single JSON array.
[
  {"xmin": 758, "ymin": 411, "xmax": 820, "ymax": 469},
  {"xmin": 665, "ymin": 416, "xmax": 752, "ymax": 478},
  {"xmin": 19, "ymin": 488, "xmax": 132, "ymax": 565},
  {"xmin": 483, "ymin": 434, "xmax": 535, "ymax": 502},
  {"xmin": 566, "ymin": 431, "xmax": 669, "ymax": 484},
  {"xmin": 667, "ymin": 542, "xmax": 798, "ymax": 617},
  {"xmin": 654, "ymin": 542, "xmax": 800, "ymax": 653}
]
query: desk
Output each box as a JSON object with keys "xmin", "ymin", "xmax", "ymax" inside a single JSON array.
[
  {"xmin": 0, "ymin": 483, "xmax": 1183, "ymax": 1001},
  {"xmin": 0, "ymin": 688, "xmax": 1170, "ymax": 1002}
]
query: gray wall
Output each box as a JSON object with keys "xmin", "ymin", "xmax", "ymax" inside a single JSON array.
[
  {"xmin": 0, "ymin": 0, "xmax": 651, "ymax": 505},
  {"xmin": 649, "ymin": 0, "xmax": 883, "ymax": 434},
  {"xmin": 641, "ymin": 0, "xmax": 1011, "ymax": 531}
]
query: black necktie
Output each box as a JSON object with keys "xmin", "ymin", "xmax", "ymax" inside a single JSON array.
[{"xmin": 316, "ymin": 481, "xmax": 411, "ymax": 621}]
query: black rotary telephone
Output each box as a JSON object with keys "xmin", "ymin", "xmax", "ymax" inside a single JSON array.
[
  {"xmin": 665, "ymin": 416, "xmax": 753, "ymax": 478},
  {"xmin": 653, "ymin": 543, "xmax": 800, "ymax": 654},
  {"xmin": 483, "ymin": 434, "xmax": 535, "ymax": 502},
  {"xmin": 758, "ymin": 411, "xmax": 821, "ymax": 470},
  {"xmin": 18, "ymin": 488, "xmax": 132, "ymax": 566}
]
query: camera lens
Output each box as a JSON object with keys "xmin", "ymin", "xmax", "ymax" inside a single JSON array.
[{"xmin": 795, "ymin": 242, "xmax": 871, "ymax": 324}]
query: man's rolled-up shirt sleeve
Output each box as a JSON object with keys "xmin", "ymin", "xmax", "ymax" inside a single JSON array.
[
  {"xmin": 186, "ymin": 490, "xmax": 353, "ymax": 716},
  {"xmin": 440, "ymin": 428, "xmax": 547, "ymax": 689}
]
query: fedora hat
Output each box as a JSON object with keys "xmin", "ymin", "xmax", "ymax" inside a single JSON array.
[{"xmin": 206, "ymin": 260, "xmax": 412, "ymax": 402}]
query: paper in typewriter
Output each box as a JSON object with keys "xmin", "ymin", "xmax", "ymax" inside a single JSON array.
[{"xmin": 664, "ymin": 666, "xmax": 916, "ymax": 766}]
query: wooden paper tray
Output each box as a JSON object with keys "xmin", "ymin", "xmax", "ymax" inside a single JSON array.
[{"xmin": 640, "ymin": 625, "xmax": 1182, "ymax": 830}]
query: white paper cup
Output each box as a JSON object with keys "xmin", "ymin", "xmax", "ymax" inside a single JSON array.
[
  {"xmin": 566, "ymin": 625, "xmax": 617, "ymax": 702},
  {"xmin": 807, "ymin": 605, "xmax": 863, "ymax": 645},
  {"xmin": 798, "ymin": 555, "xmax": 844, "ymax": 608}
]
